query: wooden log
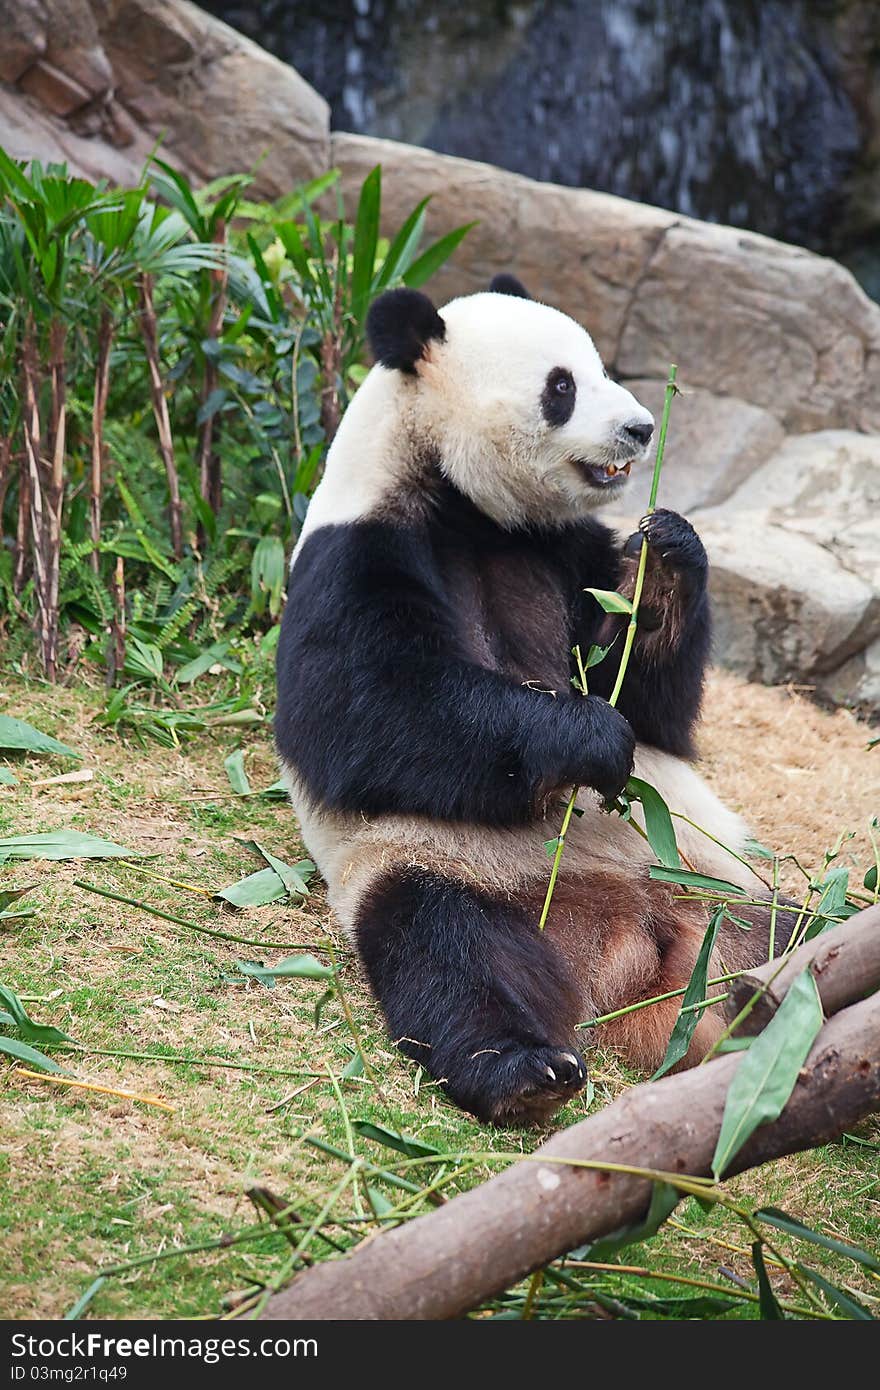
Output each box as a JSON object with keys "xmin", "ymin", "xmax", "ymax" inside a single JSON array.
[
  {"xmin": 724, "ymin": 903, "xmax": 880, "ymax": 1034},
  {"xmin": 261, "ymin": 990, "xmax": 880, "ymax": 1321}
]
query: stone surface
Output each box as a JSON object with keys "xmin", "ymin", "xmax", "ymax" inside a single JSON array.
[
  {"xmin": 702, "ymin": 430, "xmax": 880, "ymax": 592},
  {"xmin": 617, "ymin": 221, "xmax": 880, "ymax": 434},
  {"xmin": 619, "ymin": 381, "xmax": 784, "ymax": 514},
  {"xmin": 331, "ymin": 132, "xmax": 880, "ymax": 435},
  {"xmin": 0, "ymin": 0, "xmax": 331, "ymax": 194},
  {"xmin": 819, "ymin": 637, "xmax": 880, "ymax": 711},
  {"xmin": 0, "ymin": 0, "xmax": 48, "ymax": 85},
  {"xmin": 698, "ymin": 518, "xmax": 877, "ymax": 685},
  {"xmin": 691, "ymin": 430, "xmax": 880, "ymax": 700},
  {"xmin": 18, "ymin": 61, "xmax": 93, "ymax": 118}
]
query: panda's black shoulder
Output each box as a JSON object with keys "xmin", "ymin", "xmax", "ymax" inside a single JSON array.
[{"xmin": 541, "ymin": 515, "xmax": 622, "ymax": 591}]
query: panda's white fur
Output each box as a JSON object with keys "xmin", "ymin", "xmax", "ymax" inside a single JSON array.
[
  {"xmin": 276, "ymin": 283, "xmax": 779, "ymax": 1126},
  {"xmin": 296, "ymin": 292, "xmax": 655, "ymax": 550}
]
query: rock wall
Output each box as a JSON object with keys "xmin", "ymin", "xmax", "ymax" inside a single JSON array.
[
  {"xmin": 1, "ymin": 1, "xmax": 877, "ymax": 711},
  {"xmin": 0, "ymin": 0, "xmax": 329, "ymax": 193}
]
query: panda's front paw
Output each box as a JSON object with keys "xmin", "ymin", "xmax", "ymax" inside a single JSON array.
[
  {"xmin": 625, "ymin": 509, "xmax": 708, "ymax": 600},
  {"xmin": 472, "ymin": 1043, "xmax": 588, "ymax": 1128}
]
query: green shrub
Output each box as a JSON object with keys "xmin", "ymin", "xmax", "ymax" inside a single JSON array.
[{"xmin": 0, "ymin": 150, "xmax": 470, "ymax": 701}]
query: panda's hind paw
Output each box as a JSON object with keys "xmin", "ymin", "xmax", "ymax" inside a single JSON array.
[{"xmin": 481, "ymin": 1044, "xmax": 588, "ymax": 1128}]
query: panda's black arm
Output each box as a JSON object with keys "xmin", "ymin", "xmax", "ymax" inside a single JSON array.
[
  {"xmin": 275, "ymin": 522, "xmax": 634, "ymax": 824},
  {"xmin": 566, "ymin": 511, "xmax": 711, "ymax": 758}
]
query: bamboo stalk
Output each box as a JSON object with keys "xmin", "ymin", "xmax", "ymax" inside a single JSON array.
[
  {"xmin": 21, "ymin": 314, "xmax": 48, "ymax": 662},
  {"xmin": 139, "ymin": 272, "xmax": 182, "ymax": 559},
  {"xmin": 89, "ymin": 308, "xmax": 113, "ymax": 572},
  {"xmin": 107, "ymin": 554, "xmax": 126, "ymax": 686},
  {"xmin": 539, "ymin": 366, "xmax": 678, "ymax": 929},
  {"xmin": 196, "ymin": 220, "xmax": 228, "ymax": 532},
  {"xmin": 43, "ymin": 317, "xmax": 67, "ymax": 681}
]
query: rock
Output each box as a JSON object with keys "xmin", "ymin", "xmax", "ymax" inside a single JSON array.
[
  {"xmin": 617, "ymin": 221, "xmax": 880, "ymax": 434},
  {"xmin": 94, "ymin": 0, "xmax": 332, "ymax": 195},
  {"xmin": 0, "ymin": 0, "xmax": 332, "ymax": 195},
  {"xmin": 701, "ymin": 430, "xmax": 880, "ymax": 597},
  {"xmin": 0, "ymin": 0, "xmax": 47, "ymax": 85},
  {"xmin": 819, "ymin": 637, "xmax": 880, "ymax": 712},
  {"xmin": 18, "ymin": 61, "xmax": 93, "ymax": 118},
  {"xmin": 331, "ymin": 131, "xmax": 673, "ymax": 366},
  {"xmin": 619, "ymin": 381, "xmax": 784, "ymax": 514},
  {"xmin": 698, "ymin": 518, "xmax": 877, "ymax": 685},
  {"xmin": 43, "ymin": 0, "xmax": 112, "ymax": 99},
  {"xmin": 331, "ymin": 132, "xmax": 880, "ymax": 434},
  {"xmin": 692, "ymin": 430, "xmax": 880, "ymax": 704}
]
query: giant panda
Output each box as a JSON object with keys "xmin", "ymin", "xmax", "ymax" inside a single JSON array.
[{"xmin": 275, "ymin": 276, "xmax": 791, "ymax": 1126}]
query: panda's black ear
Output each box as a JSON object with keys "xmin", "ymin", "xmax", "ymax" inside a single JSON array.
[
  {"xmin": 366, "ymin": 288, "xmax": 446, "ymax": 374},
  {"xmin": 489, "ymin": 273, "xmax": 532, "ymax": 299}
]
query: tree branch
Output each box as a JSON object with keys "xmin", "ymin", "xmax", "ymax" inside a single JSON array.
[{"xmin": 261, "ymin": 989, "xmax": 880, "ymax": 1321}]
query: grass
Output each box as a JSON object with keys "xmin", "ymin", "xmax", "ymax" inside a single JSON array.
[{"xmin": 0, "ymin": 674, "xmax": 877, "ymax": 1320}]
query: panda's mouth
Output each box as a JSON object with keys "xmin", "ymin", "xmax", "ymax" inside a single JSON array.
[{"xmin": 573, "ymin": 458, "xmax": 633, "ymax": 489}]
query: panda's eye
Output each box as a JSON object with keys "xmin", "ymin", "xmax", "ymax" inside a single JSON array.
[{"xmin": 541, "ymin": 368, "xmax": 576, "ymax": 426}]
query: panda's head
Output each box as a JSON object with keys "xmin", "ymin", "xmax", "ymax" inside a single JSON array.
[{"xmin": 365, "ymin": 276, "xmax": 654, "ymax": 529}]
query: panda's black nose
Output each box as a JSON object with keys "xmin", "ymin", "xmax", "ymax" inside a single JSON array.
[{"xmin": 622, "ymin": 419, "xmax": 654, "ymax": 448}]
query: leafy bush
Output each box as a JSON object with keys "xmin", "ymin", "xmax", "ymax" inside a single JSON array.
[{"xmin": 0, "ymin": 150, "xmax": 470, "ymax": 707}]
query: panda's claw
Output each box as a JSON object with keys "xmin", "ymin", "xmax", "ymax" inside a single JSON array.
[{"xmin": 483, "ymin": 1043, "xmax": 589, "ymax": 1127}]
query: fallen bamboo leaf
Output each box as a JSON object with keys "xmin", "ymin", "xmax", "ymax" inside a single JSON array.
[
  {"xmin": 0, "ymin": 716, "xmax": 80, "ymax": 759},
  {"xmin": 0, "ymin": 830, "xmax": 139, "ymax": 861},
  {"xmin": 224, "ymin": 749, "xmax": 252, "ymax": 796},
  {"xmin": 14, "ymin": 1068, "xmax": 175, "ymax": 1112}
]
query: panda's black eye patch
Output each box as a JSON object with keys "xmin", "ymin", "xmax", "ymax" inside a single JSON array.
[{"xmin": 541, "ymin": 368, "xmax": 576, "ymax": 427}]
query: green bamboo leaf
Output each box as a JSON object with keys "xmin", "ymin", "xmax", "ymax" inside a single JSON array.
[
  {"xmin": 352, "ymin": 1120, "xmax": 443, "ymax": 1158},
  {"xmin": 236, "ymin": 954, "xmax": 334, "ymax": 983},
  {"xmin": 652, "ymin": 907, "xmax": 725, "ymax": 1079},
  {"xmin": 0, "ymin": 984, "xmax": 73, "ymax": 1046},
  {"xmin": 712, "ymin": 970, "xmax": 824, "ymax": 1179},
  {"xmin": 253, "ymin": 843, "xmax": 312, "ymax": 898},
  {"xmin": 649, "ymin": 866, "xmax": 746, "ymax": 896},
  {"xmin": 0, "ymin": 716, "xmax": 80, "ymax": 759},
  {"xmin": 804, "ymin": 866, "xmax": 849, "ymax": 940},
  {"xmin": 224, "ymin": 749, "xmax": 252, "ymax": 797},
  {"xmin": 584, "ymin": 587, "xmax": 634, "ymax": 614},
  {"xmin": 755, "ymin": 1207, "xmax": 880, "ymax": 1273},
  {"xmin": 373, "ymin": 197, "xmax": 429, "ymax": 290},
  {"xmin": 402, "ymin": 223, "xmax": 476, "ymax": 288},
  {"xmin": 342, "ymin": 1049, "xmax": 365, "ymax": 1079},
  {"xmin": 215, "ymin": 867, "xmax": 286, "ymax": 908},
  {"xmin": 0, "ymin": 831, "xmax": 139, "ymax": 862},
  {"xmin": 0, "ymin": 767, "xmax": 17, "ymax": 785},
  {"xmin": 796, "ymin": 1264, "xmax": 874, "ymax": 1320},
  {"xmin": 626, "ymin": 776, "xmax": 680, "ymax": 869},
  {"xmin": 351, "ymin": 165, "xmax": 381, "ymax": 323},
  {"xmin": 751, "ymin": 1243, "xmax": 784, "ymax": 1319},
  {"xmin": 583, "ymin": 638, "xmax": 618, "ymax": 669},
  {"xmin": 0, "ymin": 1035, "xmax": 61, "ymax": 1072}
]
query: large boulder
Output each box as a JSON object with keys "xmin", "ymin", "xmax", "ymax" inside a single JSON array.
[
  {"xmin": 693, "ymin": 431, "xmax": 880, "ymax": 703},
  {"xmin": 0, "ymin": 0, "xmax": 330, "ymax": 193},
  {"xmin": 331, "ymin": 132, "xmax": 880, "ymax": 435}
]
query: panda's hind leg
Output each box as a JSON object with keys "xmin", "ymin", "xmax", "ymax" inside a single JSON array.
[{"xmin": 354, "ymin": 867, "xmax": 587, "ymax": 1126}]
